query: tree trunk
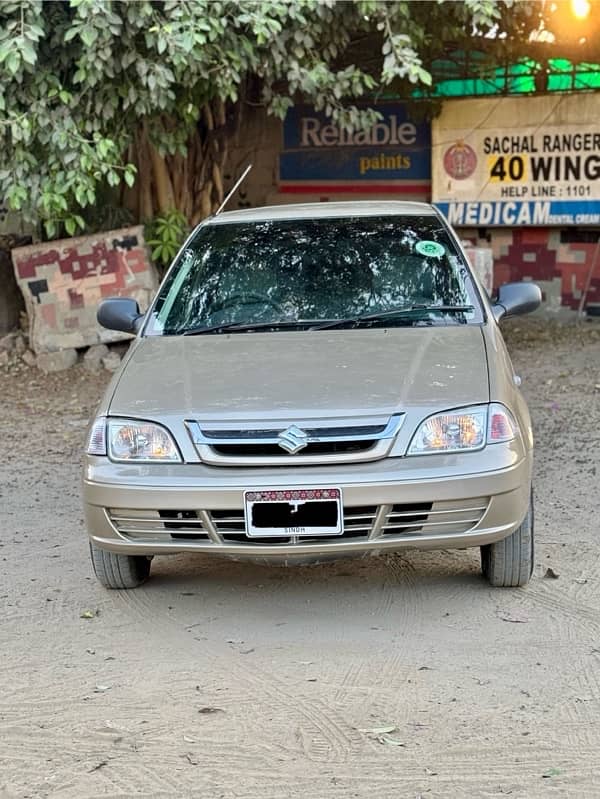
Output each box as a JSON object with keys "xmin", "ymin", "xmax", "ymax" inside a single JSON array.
[
  {"xmin": 136, "ymin": 129, "xmax": 154, "ymax": 222},
  {"xmin": 121, "ymin": 143, "xmax": 139, "ymax": 219},
  {"xmin": 148, "ymin": 139, "xmax": 176, "ymax": 214},
  {"xmin": 132, "ymin": 98, "xmax": 241, "ymax": 225}
]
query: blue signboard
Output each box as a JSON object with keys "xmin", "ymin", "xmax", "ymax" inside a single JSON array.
[
  {"xmin": 279, "ymin": 104, "xmax": 431, "ymax": 193},
  {"xmin": 436, "ymin": 200, "xmax": 600, "ymax": 227}
]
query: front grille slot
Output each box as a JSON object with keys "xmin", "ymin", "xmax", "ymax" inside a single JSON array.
[
  {"xmin": 159, "ymin": 510, "xmax": 203, "ymax": 530},
  {"xmin": 201, "ymin": 424, "xmax": 388, "ymax": 440},
  {"xmin": 211, "ymin": 509, "xmax": 246, "ymax": 536},
  {"xmin": 382, "ymin": 503, "xmax": 432, "ymax": 534},
  {"xmin": 211, "ymin": 441, "xmax": 377, "ymax": 457}
]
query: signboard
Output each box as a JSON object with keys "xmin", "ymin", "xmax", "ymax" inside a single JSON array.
[
  {"xmin": 432, "ymin": 95, "xmax": 600, "ymax": 226},
  {"xmin": 279, "ymin": 103, "xmax": 430, "ymax": 196}
]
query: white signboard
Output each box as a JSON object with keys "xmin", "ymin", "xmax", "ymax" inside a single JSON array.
[{"xmin": 432, "ymin": 94, "xmax": 600, "ymax": 226}]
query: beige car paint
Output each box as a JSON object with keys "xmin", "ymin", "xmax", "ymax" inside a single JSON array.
[{"xmin": 108, "ymin": 326, "xmax": 489, "ymax": 419}]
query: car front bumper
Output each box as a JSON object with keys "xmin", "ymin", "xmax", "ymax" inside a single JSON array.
[{"xmin": 82, "ymin": 440, "xmax": 532, "ymax": 564}]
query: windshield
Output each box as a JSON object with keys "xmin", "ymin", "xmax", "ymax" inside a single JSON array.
[{"xmin": 144, "ymin": 215, "xmax": 483, "ymax": 335}]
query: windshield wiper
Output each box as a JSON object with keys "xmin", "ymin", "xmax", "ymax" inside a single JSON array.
[
  {"xmin": 181, "ymin": 320, "xmax": 315, "ymax": 336},
  {"xmin": 309, "ymin": 305, "xmax": 475, "ymax": 331}
]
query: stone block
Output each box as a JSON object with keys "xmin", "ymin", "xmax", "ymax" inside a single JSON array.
[
  {"xmin": 21, "ymin": 349, "xmax": 36, "ymax": 367},
  {"xmin": 83, "ymin": 343, "xmax": 110, "ymax": 372},
  {"xmin": 14, "ymin": 334, "xmax": 26, "ymax": 355},
  {"xmin": 102, "ymin": 351, "xmax": 122, "ymax": 372},
  {"xmin": 36, "ymin": 348, "xmax": 78, "ymax": 373},
  {"xmin": 0, "ymin": 333, "xmax": 15, "ymax": 352}
]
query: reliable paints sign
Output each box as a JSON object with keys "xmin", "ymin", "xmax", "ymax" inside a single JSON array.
[
  {"xmin": 432, "ymin": 95, "xmax": 600, "ymax": 226},
  {"xmin": 279, "ymin": 103, "xmax": 430, "ymax": 195}
]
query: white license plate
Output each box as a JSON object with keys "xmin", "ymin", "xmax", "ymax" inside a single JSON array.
[{"xmin": 244, "ymin": 488, "xmax": 343, "ymax": 537}]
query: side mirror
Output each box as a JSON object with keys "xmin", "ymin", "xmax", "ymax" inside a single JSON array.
[
  {"xmin": 493, "ymin": 282, "xmax": 541, "ymax": 322},
  {"xmin": 97, "ymin": 297, "xmax": 143, "ymax": 334}
]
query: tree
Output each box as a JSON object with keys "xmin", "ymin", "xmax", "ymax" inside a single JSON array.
[{"xmin": 0, "ymin": 0, "xmax": 551, "ymax": 238}]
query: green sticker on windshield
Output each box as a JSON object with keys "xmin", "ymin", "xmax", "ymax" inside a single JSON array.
[{"xmin": 415, "ymin": 240, "xmax": 445, "ymax": 258}]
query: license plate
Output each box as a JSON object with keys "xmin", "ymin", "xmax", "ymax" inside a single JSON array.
[{"xmin": 244, "ymin": 488, "xmax": 343, "ymax": 537}]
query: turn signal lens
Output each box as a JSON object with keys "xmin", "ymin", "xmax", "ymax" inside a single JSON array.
[
  {"xmin": 487, "ymin": 403, "xmax": 517, "ymax": 442},
  {"xmin": 86, "ymin": 417, "xmax": 107, "ymax": 455},
  {"xmin": 106, "ymin": 419, "xmax": 181, "ymax": 462}
]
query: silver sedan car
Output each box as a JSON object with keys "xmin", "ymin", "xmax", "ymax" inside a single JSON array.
[{"xmin": 83, "ymin": 202, "xmax": 540, "ymax": 589}]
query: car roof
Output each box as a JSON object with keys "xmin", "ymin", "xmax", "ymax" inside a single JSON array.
[{"xmin": 207, "ymin": 201, "xmax": 440, "ymax": 225}]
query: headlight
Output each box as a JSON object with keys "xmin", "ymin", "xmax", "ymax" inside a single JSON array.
[
  {"xmin": 407, "ymin": 403, "xmax": 517, "ymax": 455},
  {"xmin": 85, "ymin": 417, "xmax": 182, "ymax": 462}
]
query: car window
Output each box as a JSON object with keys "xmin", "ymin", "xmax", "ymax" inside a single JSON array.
[{"xmin": 145, "ymin": 215, "xmax": 483, "ymax": 335}]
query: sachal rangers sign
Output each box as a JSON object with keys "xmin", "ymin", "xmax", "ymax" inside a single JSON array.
[
  {"xmin": 279, "ymin": 103, "xmax": 430, "ymax": 196},
  {"xmin": 432, "ymin": 95, "xmax": 600, "ymax": 226}
]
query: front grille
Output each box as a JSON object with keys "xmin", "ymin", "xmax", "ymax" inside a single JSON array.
[
  {"xmin": 185, "ymin": 415, "xmax": 404, "ymax": 466},
  {"xmin": 107, "ymin": 499, "xmax": 488, "ymax": 546}
]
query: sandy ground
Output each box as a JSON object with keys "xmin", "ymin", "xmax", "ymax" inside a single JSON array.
[{"xmin": 1, "ymin": 320, "xmax": 600, "ymax": 798}]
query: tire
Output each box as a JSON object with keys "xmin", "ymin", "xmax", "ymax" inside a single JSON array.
[
  {"xmin": 481, "ymin": 493, "xmax": 534, "ymax": 587},
  {"xmin": 89, "ymin": 541, "xmax": 151, "ymax": 589}
]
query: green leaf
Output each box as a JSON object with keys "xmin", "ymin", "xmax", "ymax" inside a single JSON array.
[
  {"xmin": 65, "ymin": 218, "xmax": 76, "ymax": 236},
  {"xmin": 20, "ymin": 40, "xmax": 37, "ymax": 66},
  {"xmin": 28, "ymin": 24, "xmax": 45, "ymax": 39},
  {"xmin": 0, "ymin": 40, "xmax": 13, "ymax": 63},
  {"xmin": 6, "ymin": 51, "xmax": 21, "ymax": 75},
  {"xmin": 97, "ymin": 139, "xmax": 109, "ymax": 159},
  {"xmin": 64, "ymin": 26, "xmax": 80, "ymax": 43},
  {"xmin": 80, "ymin": 26, "xmax": 98, "ymax": 47}
]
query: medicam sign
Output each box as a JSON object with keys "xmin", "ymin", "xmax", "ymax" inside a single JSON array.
[
  {"xmin": 432, "ymin": 94, "xmax": 600, "ymax": 226},
  {"xmin": 279, "ymin": 103, "xmax": 430, "ymax": 196}
]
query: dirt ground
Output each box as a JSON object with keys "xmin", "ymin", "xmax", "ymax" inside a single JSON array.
[{"xmin": 2, "ymin": 319, "xmax": 600, "ymax": 799}]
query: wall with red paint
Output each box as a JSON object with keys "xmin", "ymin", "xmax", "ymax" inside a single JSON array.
[
  {"xmin": 460, "ymin": 227, "xmax": 600, "ymax": 314},
  {"xmin": 12, "ymin": 226, "xmax": 157, "ymax": 353}
]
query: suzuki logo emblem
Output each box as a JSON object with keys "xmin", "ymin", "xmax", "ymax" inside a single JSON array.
[{"xmin": 277, "ymin": 425, "xmax": 309, "ymax": 454}]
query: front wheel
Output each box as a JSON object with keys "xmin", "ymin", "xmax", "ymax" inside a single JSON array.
[
  {"xmin": 89, "ymin": 542, "xmax": 151, "ymax": 589},
  {"xmin": 480, "ymin": 494, "xmax": 534, "ymax": 587}
]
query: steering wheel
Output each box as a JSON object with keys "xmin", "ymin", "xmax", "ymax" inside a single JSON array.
[{"xmin": 211, "ymin": 292, "xmax": 284, "ymax": 315}]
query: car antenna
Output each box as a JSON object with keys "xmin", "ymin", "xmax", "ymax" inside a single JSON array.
[{"xmin": 215, "ymin": 164, "xmax": 253, "ymax": 215}]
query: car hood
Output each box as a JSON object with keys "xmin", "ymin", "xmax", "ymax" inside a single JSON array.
[{"xmin": 108, "ymin": 326, "xmax": 489, "ymax": 421}]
